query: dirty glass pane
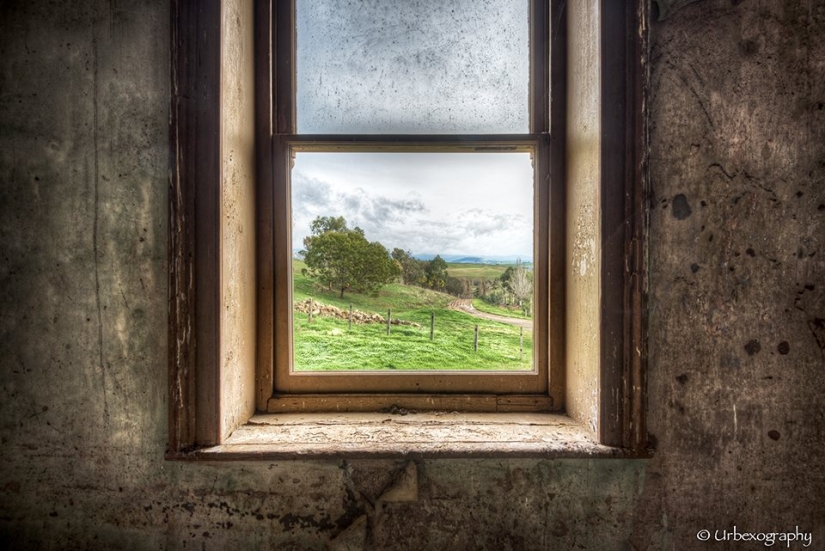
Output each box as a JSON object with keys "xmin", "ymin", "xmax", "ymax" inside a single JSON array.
[
  {"xmin": 291, "ymin": 151, "xmax": 535, "ymax": 372},
  {"xmin": 295, "ymin": 0, "xmax": 530, "ymax": 134}
]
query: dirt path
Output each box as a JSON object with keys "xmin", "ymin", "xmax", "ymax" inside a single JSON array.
[{"xmin": 447, "ymin": 299, "xmax": 533, "ymax": 330}]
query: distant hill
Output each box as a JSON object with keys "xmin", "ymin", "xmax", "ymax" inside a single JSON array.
[{"xmin": 412, "ymin": 253, "xmax": 533, "ymax": 265}]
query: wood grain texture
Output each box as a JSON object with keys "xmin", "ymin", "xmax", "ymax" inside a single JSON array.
[
  {"xmin": 254, "ymin": 0, "xmax": 275, "ymax": 411},
  {"xmin": 598, "ymin": 0, "xmax": 648, "ymax": 451},
  {"xmin": 625, "ymin": 0, "xmax": 649, "ymax": 452},
  {"xmin": 191, "ymin": 412, "xmax": 645, "ymax": 460},
  {"xmin": 267, "ymin": 394, "xmax": 554, "ymax": 413},
  {"xmin": 548, "ymin": 0, "xmax": 568, "ymax": 410},
  {"xmin": 598, "ymin": 0, "xmax": 630, "ymax": 449},
  {"xmin": 168, "ymin": 0, "xmax": 222, "ymax": 452}
]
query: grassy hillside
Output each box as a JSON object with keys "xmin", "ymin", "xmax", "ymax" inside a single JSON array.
[
  {"xmin": 445, "ymin": 261, "xmax": 533, "ymax": 280},
  {"xmin": 471, "ymin": 299, "xmax": 532, "ymax": 320},
  {"xmin": 292, "ymin": 259, "xmax": 532, "ymax": 371},
  {"xmin": 293, "ymin": 259, "xmax": 450, "ymax": 316}
]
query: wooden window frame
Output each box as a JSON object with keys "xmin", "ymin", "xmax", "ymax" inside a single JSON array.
[
  {"xmin": 264, "ymin": 0, "xmax": 554, "ymax": 404},
  {"xmin": 168, "ymin": 0, "xmax": 648, "ymax": 455}
]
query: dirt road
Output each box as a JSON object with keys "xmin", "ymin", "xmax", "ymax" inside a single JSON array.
[{"xmin": 447, "ymin": 299, "xmax": 533, "ymax": 330}]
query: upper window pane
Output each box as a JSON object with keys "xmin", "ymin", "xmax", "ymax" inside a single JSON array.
[{"xmin": 295, "ymin": 0, "xmax": 530, "ymax": 134}]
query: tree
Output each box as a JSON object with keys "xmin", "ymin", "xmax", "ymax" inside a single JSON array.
[
  {"xmin": 424, "ymin": 255, "xmax": 448, "ymax": 291},
  {"xmin": 507, "ymin": 259, "xmax": 533, "ymax": 315},
  {"xmin": 310, "ymin": 215, "xmax": 348, "ymax": 235},
  {"xmin": 301, "ymin": 217, "xmax": 399, "ymax": 298},
  {"xmin": 445, "ymin": 276, "xmax": 464, "ymax": 297},
  {"xmin": 391, "ymin": 248, "xmax": 425, "ymax": 286}
]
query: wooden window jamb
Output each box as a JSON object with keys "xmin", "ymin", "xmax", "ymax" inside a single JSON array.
[
  {"xmin": 597, "ymin": 0, "xmax": 649, "ymax": 450},
  {"xmin": 169, "ymin": 0, "xmax": 222, "ymax": 451}
]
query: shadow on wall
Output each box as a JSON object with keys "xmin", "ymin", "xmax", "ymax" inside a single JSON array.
[{"xmin": 652, "ymin": 0, "xmax": 725, "ymax": 20}]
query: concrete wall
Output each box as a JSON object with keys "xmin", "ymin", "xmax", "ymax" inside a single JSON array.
[
  {"xmin": 1, "ymin": 1, "xmax": 822, "ymax": 550},
  {"xmin": 635, "ymin": 0, "xmax": 825, "ymax": 547}
]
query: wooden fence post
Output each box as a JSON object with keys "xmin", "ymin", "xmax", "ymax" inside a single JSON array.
[
  {"xmin": 430, "ymin": 312, "xmax": 435, "ymax": 341},
  {"xmin": 308, "ymin": 298, "xmax": 313, "ymax": 323},
  {"xmin": 348, "ymin": 303, "xmax": 353, "ymax": 330},
  {"xmin": 474, "ymin": 324, "xmax": 479, "ymax": 352}
]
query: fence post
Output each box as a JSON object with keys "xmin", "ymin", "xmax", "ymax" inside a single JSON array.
[
  {"xmin": 308, "ymin": 298, "xmax": 313, "ymax": 323},
  {"xmin": 348, "ymin": 303, "xmax": 353, "ymax": 330},
  {"xmin": 474, "ymin": 324, "xmax": 479, "ymax": 352},
  {"xmin": 387, "ymin": 309, "xmax": 391, "ymax": 335},
  {"xmin": 520, "ymin": 326, "xmax": 524, "ymax": 360},
  {"xmin": 430, "ymin": 312, "xmax": 435, "ymax": 341}
]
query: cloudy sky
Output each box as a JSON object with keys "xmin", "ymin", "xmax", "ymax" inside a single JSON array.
[{"xmin": 292, "ymin": 152, "xmax": 534, "ymax": 260}]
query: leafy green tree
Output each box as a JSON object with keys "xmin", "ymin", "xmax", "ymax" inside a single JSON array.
[
  {"xmin": 310, "ymin": 215, "xmax": 348, "ymax": 235},
  {"xmin": 445, "ymin": 276, "xmax": 465, "ymax": 297},
  {"xmin": 301, "ymin": 217, "xmax": 399, "ymax": 298},
  {"xmin": 499, "ymin": 265, "xmax": 514, "ymax": 287},
  {"xmin": 424, "ymin": 255, "xmax": 448, "ymax": 291},
  {"xmin": 391, "ymin": 248, "xmax": 425, "ymax": 286}
]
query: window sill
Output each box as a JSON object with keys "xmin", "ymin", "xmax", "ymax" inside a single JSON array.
[{"xmin": 184, "ymin": 412, "xmax": 648, "ymax": 460}]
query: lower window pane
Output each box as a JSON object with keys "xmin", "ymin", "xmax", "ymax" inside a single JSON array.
[{"xmin": 291, "ymin": 151, "xmax": 534, "ymax": 372}]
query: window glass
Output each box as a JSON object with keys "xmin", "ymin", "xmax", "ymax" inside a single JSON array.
[
  {"xmin": 291, "ymin": 151, "xmax": 535, "ymax": 372},
  {"xmin": 295, "ymin": 0, "xmax": 530, "ymax": 134}
]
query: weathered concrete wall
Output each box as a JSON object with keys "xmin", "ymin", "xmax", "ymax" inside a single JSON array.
[
  {"xmin": 0, "ymin": 1, "xmax": 823, "ymax": 550},
  {"xmin": 633, "ymin": 0, "xmax": 825, "ymax": 548}
]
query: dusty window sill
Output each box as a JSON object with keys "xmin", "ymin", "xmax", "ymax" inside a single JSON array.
[{"xmin": 190, "ymin": 412, "xmax": 640, "ymax": 460}]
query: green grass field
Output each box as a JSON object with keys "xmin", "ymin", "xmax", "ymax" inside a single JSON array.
[
  {"xmin": 471, "ymin": 298, "xmax": 532, "ymax": 320},
  {"xmin": 292, "ymin": 260, "xmax": 532, "ymax": 371},
  {"xmin": 445, "ymin": 261, "xmax": 532, "ymax": 280},
  {"xmin": 444, "ymin": 262, "xmax": 509, "ymax": 280}
]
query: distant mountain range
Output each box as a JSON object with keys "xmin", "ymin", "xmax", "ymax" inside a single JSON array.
[{"xmin": 412, "ymin": 254, "xmax": 533, "ymax": 265}]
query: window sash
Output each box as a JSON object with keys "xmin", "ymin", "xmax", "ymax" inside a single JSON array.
[
  {"xmin": 269, "ymin": 0, "xmax": 555, "ymax": 398},
  {"xmin": 273, "ymin": 135, "xmax": 550, "ymax": 394}
]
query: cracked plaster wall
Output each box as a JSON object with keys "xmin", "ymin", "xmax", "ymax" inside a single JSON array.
[{"xmin": 1, "ymin": 0, "xmax": 823, "ymax": 550}]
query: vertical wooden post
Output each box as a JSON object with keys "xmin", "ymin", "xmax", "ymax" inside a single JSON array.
[
  {"xmin": 348, "ymin": 303, "xmax": 353, "ymax": 330},
  {"xmin": 520, "ymin": 326, "xmax": 524, "ymax": 360},
  {"xmin": 308, "ymin": 298, "xmax": 313, "ymax": 323},
  {"xmin": 430, "ymin": 312, "xmax": 435, "ymax": 341},
  {"xmin": 474, "ymin": 324, "xmax": 479, "ymax": 352},
  {"xmin": 387, "ymin": 309, "xmax": 391, "ymax": 335}
]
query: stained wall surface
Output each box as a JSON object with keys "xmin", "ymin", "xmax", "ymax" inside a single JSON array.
[
  {"xmin": 634, "ymin": 0, "xmax": 825, "ymax": 546},
  {"xmin": 219, "ymin": 0, "xmax": 257, "ymax": 442},
  {"xmin": 1, "ymin": 1, "xmax": 823, "ymax": 550},
  {"xmin": 565, "ymin": 0, "xmax": 602, "ymax": 437}
]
